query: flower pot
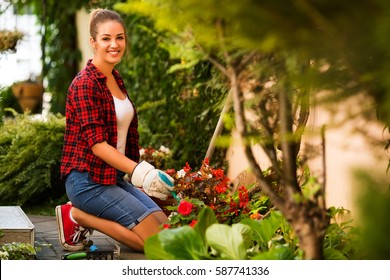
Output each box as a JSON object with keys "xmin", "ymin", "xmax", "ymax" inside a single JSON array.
[{"xmin": 12, "ymin": 82, "xmax": 44, "ymax": 112}]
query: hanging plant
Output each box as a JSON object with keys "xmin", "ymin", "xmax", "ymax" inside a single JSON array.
[{"xmin": 0, "ymin": 30, "xmax": 24, "ymax": 53}]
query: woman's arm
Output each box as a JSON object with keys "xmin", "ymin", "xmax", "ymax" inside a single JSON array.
[{"xmin": 91, "ymin": 141, "xmax": 137, "ymax": 175}]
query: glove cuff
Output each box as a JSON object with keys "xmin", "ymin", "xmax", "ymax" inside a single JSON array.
[{"xmin": 131, "ymin": 161, "xmax": 155, "ymax": 187}]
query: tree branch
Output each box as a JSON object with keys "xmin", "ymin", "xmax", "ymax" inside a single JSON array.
[
  {"xmin": 279, "ymin": 87, "xmax": 301, "ymax": 194},
  {"xmin": 208, "ymin": 55, "xmax": 229, "ymax": 77},
  {"xmin": 230, "ymin": 66, "xmax": 285, "ymax": 208},
  {"xmin": 320, "ymin": 125, "xmax": 327, "ymax": 209},
  {"xmin": 236, "ymin": 51, "xmax": 258, "ymax": 73},
  {"xmin": 294, "ymin": 88, "xmax": 311, "ymax": 157}
]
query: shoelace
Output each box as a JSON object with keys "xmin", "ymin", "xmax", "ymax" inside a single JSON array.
[{"xmin": 72, "ymin": 225, "xmax": 94, "ymax": 244}]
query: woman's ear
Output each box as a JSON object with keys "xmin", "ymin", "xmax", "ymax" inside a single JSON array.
[{"xmin": 89, "ymin": 37, "xmax": 96, "ymax": 49}]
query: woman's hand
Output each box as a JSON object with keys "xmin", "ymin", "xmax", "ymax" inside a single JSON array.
[{"xmin": 131, "ymin": 161, "xmax": 175, "ymax": 200}]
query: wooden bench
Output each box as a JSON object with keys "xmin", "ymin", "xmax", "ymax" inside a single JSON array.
[{"xmin": 0, "ymin": 206, "xmax": 35, "ymax": 246}]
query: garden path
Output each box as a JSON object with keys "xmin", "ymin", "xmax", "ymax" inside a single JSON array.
[{"xmin": 29, "ymin": 215, "xmax": 146, "ymax": 260}]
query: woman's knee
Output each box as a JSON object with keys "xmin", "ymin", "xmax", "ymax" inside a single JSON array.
[
  {"xmin": 132, "ymin": 213, "xmax": 163, "ymax": 240},
  {"xmin": 151, "ymin": 210, "xmax": 168, "ymax": 225}
]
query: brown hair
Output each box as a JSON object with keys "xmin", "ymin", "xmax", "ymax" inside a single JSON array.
[{"xmin": 89, "ymin": 8, "xmax": 127, "ymax": 41}]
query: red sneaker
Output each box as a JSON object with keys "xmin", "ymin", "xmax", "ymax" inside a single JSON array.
[{"xmin": 55, "ymin": 204, "xmax": 91, "ymax": 251}]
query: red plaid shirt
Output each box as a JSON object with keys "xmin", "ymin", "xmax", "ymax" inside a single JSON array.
[{"xmin": 60, "ymin": 60, "xmax": 140, "ymax": 185}]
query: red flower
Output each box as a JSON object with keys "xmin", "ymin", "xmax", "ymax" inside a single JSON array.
[
  {"xmin": 183, "ymin": 162, "xmax": 192, "ymax": 173},
  {"xmin": 215, "ymin": 183, "xmax": 227, "ymax": 194},
  {"xmin": 178, "ymin": 200, "xmax": 193, "ymax": 216},
  {"xmin": 189, "ymin": 220, "xmax": 197, "ymax": 227},
  {"xmin": 212, "ymin": 168, "xmax": 225, "ymax": 179},
  {"xmin": 238, "ymin": 186, "xmax": 249, "ymax": 207},
  {"xmin": 165, "ymin": 169, "xmax": 176, "ymax": 176}
]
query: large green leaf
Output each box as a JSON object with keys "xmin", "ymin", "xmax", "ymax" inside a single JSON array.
[
  {"xmin": 251, "ymin": 246, "xmax": 295, "ymax": 260},
  {"xmin": 206, "ymin": 223, "xmax": 249, "ymax": 260},
  {"xmin": 194, "ymin": 206, "xmax": 218, "ymax": 245},
  {"xmin": 144, "ymin": 234, "xmax": 175, "ymax": 260},
  {"xmin": 236, "ymin": 222, "xmax": 253, "ymax": 250},
  {"xmin": 323, "ymin": 248, "xmax": 348, "ymax": 260},
  {"xmin": 159, "ymin": 226, "xmax": 208, "ymax": 260},
  {"xmin": 240, "ymin": 215, "xmax": 280, "ymax": 250}
]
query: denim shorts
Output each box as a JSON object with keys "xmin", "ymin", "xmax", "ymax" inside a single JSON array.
[{"xmin": 65, "ymin": 170, "xmax": 162, "ymax": 229}]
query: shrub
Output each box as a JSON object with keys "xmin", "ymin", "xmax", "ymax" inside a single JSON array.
[
  {"xmin": 0, "ymin": 112, "xmax": 66, "ymax": 207},
  {"xmin": 0, "ymin": 86, "xmax": 23, "ymax": 122}
]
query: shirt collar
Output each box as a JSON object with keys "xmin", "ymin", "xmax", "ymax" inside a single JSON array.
[
  {"xmin": 86, "ymin": 59, "xmax": 107, "ymax": 81},
  {"xmin": 86, "ymin": 59, "xmax": 121, "ymax": 82}
]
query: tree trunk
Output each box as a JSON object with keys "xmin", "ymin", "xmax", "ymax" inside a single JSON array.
[{"xmin": 286, "ymin": 200, "xmax": 329, "ymax": 259}]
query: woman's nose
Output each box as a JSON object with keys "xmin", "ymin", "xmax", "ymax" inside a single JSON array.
[{"xmin": 110, "ymin": 39, "xmax": 118, "ymax": 47}]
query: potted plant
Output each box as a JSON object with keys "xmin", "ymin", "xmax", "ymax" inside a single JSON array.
[
  {"xmin": 11, "ymin": 76, "xmax": 44, "ymax": 113},
  {"xmin": 0, "ymin": 30, "xmax": 24, "ymax": 53}
]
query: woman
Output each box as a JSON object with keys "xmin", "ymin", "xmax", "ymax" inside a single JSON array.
[{"xmin": 56, "ymin": 8, "xmax": 174, "ymax": 253}]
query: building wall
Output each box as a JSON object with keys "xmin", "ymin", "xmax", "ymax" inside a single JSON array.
[{"xmin": 76, "ymin": 8, "xmax": 92, "ymax": 70}]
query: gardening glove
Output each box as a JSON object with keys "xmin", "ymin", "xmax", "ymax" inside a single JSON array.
[{"xmin": 131, "ymin": 161, "xmax": 175, "ymax": 200}]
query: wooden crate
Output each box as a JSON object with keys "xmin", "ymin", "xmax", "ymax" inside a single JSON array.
[{"xmin": 0, "ymin": 206, "xmax": 35, "ymax": 246}]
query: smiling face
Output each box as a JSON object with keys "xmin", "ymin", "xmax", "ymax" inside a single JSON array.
[{"xmin": 90, "ymin": 20, "xmax": 126, "ymax": 67}]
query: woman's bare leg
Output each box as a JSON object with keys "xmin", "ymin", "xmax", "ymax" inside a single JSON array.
[
  {"xmin": 151, "ymin": 211, "xmax": 169, "ymax": 224},
  {"xmin": 71, "ymin": 207, "xmax": 167, "ymax": 252}
]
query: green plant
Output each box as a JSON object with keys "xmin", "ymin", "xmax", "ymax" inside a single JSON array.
[
  {"xmin": 0, "ymin": 86, "xmax": 23, "ymax": 121},
  {"xmin": 0, "ymin": 242, "xmax": 38, "ymax": 260},
  {"xmin": 0, "ymin": 230, "xmax": 38, "ymax": 260},
  {"xmin": 323, "ymin": 207, "xmax": 362, "ymax": 260},
  {"xmin": 354, "ymin": 170, "xmax": 390, "ymax": 259},
  {"xmin": 146, "ymin": 205, "xmax": 362, "ymax": 260},
  {"xmin": 145, "ymin": 207, "xmax": 298, "ymax": 260},
  {"xmin": 0, "ymin": 111, "xmax": 66, "ymax": 207}
]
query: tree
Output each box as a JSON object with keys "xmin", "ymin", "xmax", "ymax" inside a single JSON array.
[{"xmin": 116, "ymin": 0, "xmax": 390, "ymax": 259}]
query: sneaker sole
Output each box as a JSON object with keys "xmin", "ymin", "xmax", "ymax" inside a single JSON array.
[{"xmin": 55, "ymin": 205, "xmax": 85, "ymax": 251}]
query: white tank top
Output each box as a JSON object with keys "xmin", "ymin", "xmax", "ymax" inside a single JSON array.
[{"xmin": 113, "ymin": 96, "xmax": 134, "ymax": 154}]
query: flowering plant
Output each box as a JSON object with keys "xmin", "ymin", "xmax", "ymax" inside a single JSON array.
[
  {"xmin": 164, "ymin": 158, "xmax": 270, "ymax": 228},
  {"xmin": 139, "ymin": 145, "xmax": 172, "ymax": 169}
]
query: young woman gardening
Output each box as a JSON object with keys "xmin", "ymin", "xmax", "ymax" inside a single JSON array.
[{"xmin": 56, "ymin": 8, "xmax": 174, "ymax": 253}]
